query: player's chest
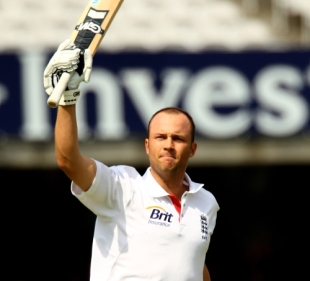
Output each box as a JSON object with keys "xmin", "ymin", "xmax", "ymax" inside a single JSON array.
[{"xmin": 132, "ymin": 196, "xmax": 211, "ymax": 247}]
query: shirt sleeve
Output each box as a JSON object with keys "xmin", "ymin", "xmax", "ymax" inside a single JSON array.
[
  {"xmin": 208, "ymin": 196, "xmax": 219, "ymax": 236},
  {"xmin": 71, "ymin": 160, "xmax": 139, "ymax": 219}
]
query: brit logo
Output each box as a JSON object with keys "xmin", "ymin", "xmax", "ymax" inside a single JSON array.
[
  {"xmin": 200, "ymin": 214, "xmax": 209, "ymax": 241},
  {"xmin": 146, "ymin": 206, "xmax": 174, "ymax": 227}
]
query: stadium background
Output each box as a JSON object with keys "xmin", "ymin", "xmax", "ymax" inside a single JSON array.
[{"xmin": 1, "ymin": 0, "xmax": 309, "ymax": 280}]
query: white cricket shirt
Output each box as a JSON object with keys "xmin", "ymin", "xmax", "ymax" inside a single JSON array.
[{"xmin": 72, "ymin": 160, "xmax": 219, "ymax": 281}]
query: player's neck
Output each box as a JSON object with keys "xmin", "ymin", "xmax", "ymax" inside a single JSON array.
[{"xmin": 150, "ymin": 168, "xmax": 188, "ymax": 201}]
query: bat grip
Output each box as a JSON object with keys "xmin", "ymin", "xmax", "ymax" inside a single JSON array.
[{"xmin": 47, "ymin": 72, "xmax": 74, "ymax": 108}]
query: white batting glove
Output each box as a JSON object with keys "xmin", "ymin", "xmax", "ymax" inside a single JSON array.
[{"xmin": 43, "ymin": 39, "xmax": 93, "ymax": 106}]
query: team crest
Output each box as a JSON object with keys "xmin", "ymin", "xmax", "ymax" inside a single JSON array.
[{"xmin": 200, "ymin": 213, "xmax": 209, "ymax": 241}]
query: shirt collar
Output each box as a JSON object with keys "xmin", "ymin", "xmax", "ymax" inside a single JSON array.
[{"xmin": 142, "ymin": 167, "xmax": 204, "ymax": 198}]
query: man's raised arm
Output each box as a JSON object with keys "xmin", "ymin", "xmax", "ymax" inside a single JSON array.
[
  {"xmin": 44, "ymin": 40, "xmax": 96, "ymax": 191},
  {"xmin": 55, "ymin": 105, "xmax": 96, "ymax": 191}
]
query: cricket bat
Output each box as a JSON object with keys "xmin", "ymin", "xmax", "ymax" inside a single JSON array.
[{"xmin": 47, "ymin": 0, "xmax": 124, "ymax": 108}]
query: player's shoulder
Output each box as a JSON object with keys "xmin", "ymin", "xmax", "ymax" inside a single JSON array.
[
  {"xmin": 109, "ymin": 164, "xmax": 142, "ymax": 179},
  {"xmin": 94, "ymin": 160, "xmax": 141, "ymax": 178},
  {"xmin": 112, "ymin": 164, "xmax": 139, "ymax": 174},
  {"xmin": 193, "ymin": 182, "xmax": 217, "ymax": 204},
  {"xmin": 188, "ymin": 181, "xmax": 220, "ymax": 213},
  {"xmin": 198, "ymin": 187, "xmax": 217, "ymax": 202},
  {"xmin": 188, "ymin": 177, "xmax": 215, "ymax": 199}
]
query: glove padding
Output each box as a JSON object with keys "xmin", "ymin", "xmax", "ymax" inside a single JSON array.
[{"xmin": 43, "ymin": 39, "xmax": 93, "ymax": 106}]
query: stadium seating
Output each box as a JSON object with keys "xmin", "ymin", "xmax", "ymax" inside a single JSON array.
[
  {"xmin": 271, "ymin": 0, "xmax": 310, "ymax": 44},
  {"xmin": 0, "ymin": 0, "xmax": 308, "ymax": 52}
]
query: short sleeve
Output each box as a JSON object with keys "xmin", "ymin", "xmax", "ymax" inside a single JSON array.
[
  {"xmin": 208, "ymin": 194, "xmax": 219, "ymax": 235},
  {"xmin": 71, "ymin": 160, "xmax": 140, "ymax": 219}
]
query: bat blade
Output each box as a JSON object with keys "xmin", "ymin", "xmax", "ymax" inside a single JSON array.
[
  {"xmin": 47, "ymin": 0, "xmax": 123, "ymax": 108},
  {"xmin": 72, "ymin": 0, "xmax": 123, "ymax": 55}
]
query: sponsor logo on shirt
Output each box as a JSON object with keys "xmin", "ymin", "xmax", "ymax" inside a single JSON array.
[{"xmin": 146, "ymin": 206, "xmax": 174, "ymax": 227}]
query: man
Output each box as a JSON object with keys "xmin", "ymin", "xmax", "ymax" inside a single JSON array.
[{"xmin": 44, "ymin": 40, "xmax": 219, "ymax": 281}]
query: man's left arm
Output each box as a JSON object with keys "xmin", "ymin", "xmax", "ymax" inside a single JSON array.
[{"xmin": 203, "ymin": 264, "xmax": 211, "ymax": 281}]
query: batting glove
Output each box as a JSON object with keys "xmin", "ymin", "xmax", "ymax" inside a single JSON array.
[{"xmin": 43, "ymin": 39, "xmax": 93, "ymax": 106}]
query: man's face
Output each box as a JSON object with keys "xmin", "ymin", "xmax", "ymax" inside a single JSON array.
[{"xmin": 145, "ymin": 112, "xmax": 197, "ymax": 175}]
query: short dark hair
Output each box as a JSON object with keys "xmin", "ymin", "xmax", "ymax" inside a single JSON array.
[{"xmin": 147, "ymin": 107, "xmax": 196, "ymax": 143}]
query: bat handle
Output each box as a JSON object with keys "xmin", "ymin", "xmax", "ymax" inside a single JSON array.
[{"xmin": 47, "ymin": 72, "xmax": 74, "ymax": 108}]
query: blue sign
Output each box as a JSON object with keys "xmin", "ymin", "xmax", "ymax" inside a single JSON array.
[{"xmin": 0, "ymin": 50, "xmax": 309, "ymax": 141}]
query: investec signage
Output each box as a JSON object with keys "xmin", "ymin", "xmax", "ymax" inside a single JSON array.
[{"xmin": 0, "ymin": 51, "xmax": 309, "ymax": 141}]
